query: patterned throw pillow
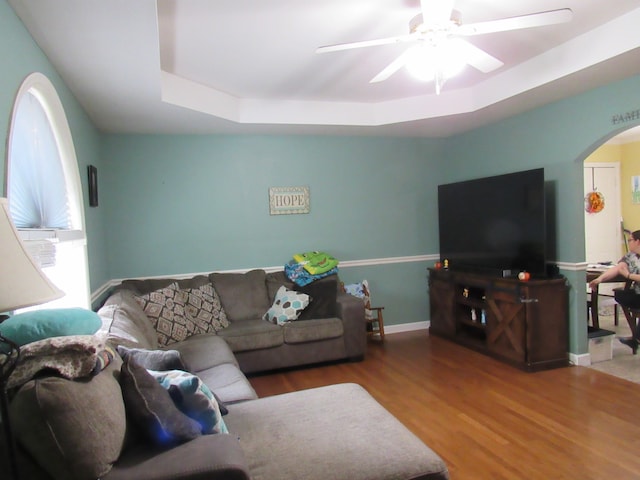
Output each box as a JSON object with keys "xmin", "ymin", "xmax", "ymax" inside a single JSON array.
[
  {"xmin": 135, "ymin": 282, "xmax": 229, "ymax": 347},
  {"xmin": 263, "ymin": 285, "xmax": 310, "ymax": 325},
  {"xmin": 148, "ymin": 369, "xmax": 228, "ymax": 435}
]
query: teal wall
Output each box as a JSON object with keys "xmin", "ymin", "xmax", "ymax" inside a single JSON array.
[
  {"xmin": 1, "ymin": 0, "xmax": 109, "ymax": 291},
  {"xmin": 101, "ymin": 134, "xmax": 443, "ymax": 276},
  {"xmin": 4, "ymin": 0, "xmax": 640, "ymax": 354},
  {"xmin": 101, "ymin": 134, "xmax": 445, "ymax": 326}
]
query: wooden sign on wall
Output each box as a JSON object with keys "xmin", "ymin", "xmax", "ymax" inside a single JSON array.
[{"xmin": 269, "ymin": 186, "xmax": 310, "ymax": 215}]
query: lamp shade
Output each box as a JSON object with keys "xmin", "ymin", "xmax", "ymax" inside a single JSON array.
[{"xmin": 0, "ymin": 197, "xmax": 64, "ymax": 313}]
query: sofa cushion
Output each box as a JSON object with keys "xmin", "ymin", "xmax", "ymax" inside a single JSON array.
[
  {"xmin": 99, "ymin": 290, "xmax": 159, "ymax": 349},
  {"xmin": 295, "ymin": 274, "xmax": 338, "ymax": 320},
  {"xmin": 149, "ymin": 369, "xmax": 229, "ymax": 434},
  {"xmin": 103, "ymin": 434, "xmax": 251, "ymax": 480},
  {"xmin": 119, "ymin": 357, "xmax": 201, "ymax": 446},
  {"xmin": 217, "ymin": 319, "xmax": 283, "ymax": 352},
  {"xmin": 266, "ymin": 270, "xmax": 294, "ymax": 302},
  {"xmin": 134, "ymin": 282, "xmax": 229, "ymax": 347},
  {"xmin": 9, "ymin": 356, "xmax": 127, "ymax": 480},
  {"xmin": 263, "ymin": 285, "xmax": 310, "ymax": 325},
  {"xmin": 116, "ymin": 345, "xmax": 187, "ymax": 371},
  {"xmin": 0, "ymin": 308, "xmax": 101, "ymax": 352},
  {"xmin": 194, "ymin": 363, "xmax": 259, "ymax": 404},
  {"xmin": 283, "ymin": 317, "xmax": 344, "ymax": 344},
  {"xmin": 210, "ymin": 269, "xmax": 271, "ymax": 321},
  {"xmin": 170, "ymin": 333, "xmax": 239, "ymax": 371}
]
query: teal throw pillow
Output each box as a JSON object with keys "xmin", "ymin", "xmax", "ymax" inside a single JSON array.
[
  {"xmin": 263, "ymin": 286, "xmax": 310, "ymax": 325},
  {"xmin": 0, "ymin": 308, "xmax": 101, "ymax": 352},
  {"xmin": 148, "ymin": 369, "xmax": 229, "ymax": 435}
]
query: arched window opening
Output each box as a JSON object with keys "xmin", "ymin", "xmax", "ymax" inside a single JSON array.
[{"xmin": 5, "ymin": 73, "xmax": 90, "ymax": 310}]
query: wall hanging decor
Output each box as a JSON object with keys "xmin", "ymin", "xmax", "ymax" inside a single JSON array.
[
  {"xmin": 88, "ymin": 165, "xmax": 98, "ymax": 207},
  {"xmin": 269, "ymin": 186, "xmax": 310, "ymax": 215},
  {"xmin": 585, "ymin": 167, "xmax": 604, "ymax": 214}
]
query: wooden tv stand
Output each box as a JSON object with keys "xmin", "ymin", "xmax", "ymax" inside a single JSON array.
[{"xmin": 428, "ymin": 268, "xmax": 569, "ymax": 372}]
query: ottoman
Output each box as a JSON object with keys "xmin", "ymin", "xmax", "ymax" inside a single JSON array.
[{"xmin": 224, "ymin": 383, "xmax": 449, "ymax": 480}]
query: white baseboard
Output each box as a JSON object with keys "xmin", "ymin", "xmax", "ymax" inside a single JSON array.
[
  {"xmin": 384, "ymin": 321, "xmax": 429, "ymax": 334},
  {"xmin": 569, "ymin": 352, "xmax": 592, "ymax": 366}
]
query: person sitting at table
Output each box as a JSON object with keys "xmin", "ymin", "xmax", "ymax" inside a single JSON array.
[{"xmin": 589, "ymin": 229, "xmax": 640, "ymax": 353}]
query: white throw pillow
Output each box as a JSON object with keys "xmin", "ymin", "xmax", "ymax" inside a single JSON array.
[{"xmin": 263, "ymin": 286, "xmax": 310, "ymax": 325}]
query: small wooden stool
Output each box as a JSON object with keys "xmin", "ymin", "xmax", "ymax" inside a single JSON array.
[{"xmin": 367, "ymin": 306, "xmax": 385, "ymax": 341}]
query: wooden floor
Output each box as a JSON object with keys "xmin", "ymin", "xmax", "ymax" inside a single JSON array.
[{"xmin": 249, "ymin": 330, "xmax": 640, "ymax": 480}]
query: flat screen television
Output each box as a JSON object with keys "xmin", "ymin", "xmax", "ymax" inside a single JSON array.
[{"xmin": 438, "ymin": 168, "xmax": 548, "ymax": 278}]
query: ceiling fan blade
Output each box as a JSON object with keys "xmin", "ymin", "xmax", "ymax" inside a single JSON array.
[
  {"xmin": 316, "ymin": 34, "xmax": 414, "ymax": 54},
  {"xmin": 457, "ymin": 8, "xmax": 573, "ymax": 36},
  {"xmin": 420, "ymin": 0, "xmax": 455, "ymax": 25},
  {"xmin": 369, "ymin": 49, "xmax": 413, "ymax": 83},
  {"xmin": 451, "ymin": 39, "xmax": 503, "ymax": 73}
]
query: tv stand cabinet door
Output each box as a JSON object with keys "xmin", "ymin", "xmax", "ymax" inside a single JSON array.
[
  {"xmin": 485, "ymin": 291, "xmax": 526, "ymax": 365},
  {"xmin": 524, "ymin": 281, "xmax": 569, "ymax": 369},
  {"xmin": 429, "ymin": 275, "xmax": 455, "ymax": 336}
]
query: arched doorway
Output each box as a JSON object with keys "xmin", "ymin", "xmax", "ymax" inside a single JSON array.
[{"xmin": 583, "ymin": 125, "xmax": 640, "ymax": 372}]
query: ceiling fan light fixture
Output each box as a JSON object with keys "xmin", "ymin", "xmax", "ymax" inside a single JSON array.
[
  {"xmin": 410, "ymin": 8, "xmax": 462, "ymax": 33},
  {"xmin": 404, "ymin": 42, "xmax": 466, "ymax": 85}
]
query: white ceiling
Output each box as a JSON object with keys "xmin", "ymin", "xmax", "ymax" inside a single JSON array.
[{"xmin": 8, "ymin": 0, "xmax": 640, "ymax": 138}]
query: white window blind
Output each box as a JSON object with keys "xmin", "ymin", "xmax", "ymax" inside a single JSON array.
[
  {"xmin": 6, "ymin": 73, "xmax": 90, "ymax": 310},
  {"xmin": 9, "ymin": 91, "xmax": 71, "ymax": 229}
]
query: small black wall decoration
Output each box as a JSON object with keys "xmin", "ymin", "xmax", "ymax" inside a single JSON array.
[{"xmin": 88, "ymin": 165, "xmax": 98, "ymax": 207}]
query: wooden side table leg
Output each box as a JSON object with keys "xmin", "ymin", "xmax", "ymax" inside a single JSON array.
[{"xmin": 370, "ymin": 307, "xmax": 385, "ymax": 341}]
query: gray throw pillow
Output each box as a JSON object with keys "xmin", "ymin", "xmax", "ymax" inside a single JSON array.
[
  {"xmin": 117, "ymin": 345, "xmax": 187, "ymax": 371},
  {"xmin": 115, "ymin": 346, "xmax": 229, "ymax": 415},
  {"xmin": 119, "ymin": 357, "xmax": 201, "ymax": 446}
]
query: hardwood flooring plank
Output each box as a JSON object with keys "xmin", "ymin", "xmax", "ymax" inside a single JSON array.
[{"xmin": 248, "ymin": 331, "xmax": 640, "ymax": 479}]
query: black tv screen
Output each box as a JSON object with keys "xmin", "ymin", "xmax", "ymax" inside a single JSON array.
[{"xmin": 438, "ymin": 168, "xmax": 547, "ymax": 278}]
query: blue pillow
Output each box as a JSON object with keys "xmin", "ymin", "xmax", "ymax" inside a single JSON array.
[
  {"xmin": 148, "ymin": 369, "xmax": 228, "ymax": 435},
  {"xmin": 0, "ymin": 308, "xmax": 101, "ymax": 351}
]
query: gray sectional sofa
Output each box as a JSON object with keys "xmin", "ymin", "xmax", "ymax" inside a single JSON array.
[
  {"xmin": 5, "ymin": 269, "xmax": 450, "ymax": 480},
  {"xmin": 107, "ymin": 269, "xmax": 366, "ymax": 373}
]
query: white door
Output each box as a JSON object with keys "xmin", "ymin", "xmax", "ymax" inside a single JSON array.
[{"xmin": 584, "ymin": 163, "xmax": 622, "ymax": 296}]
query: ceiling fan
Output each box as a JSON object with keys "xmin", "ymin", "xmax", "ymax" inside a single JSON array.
[{"xmin": 316, "ymin": 0, "xmax": 573, "ymax": 93}]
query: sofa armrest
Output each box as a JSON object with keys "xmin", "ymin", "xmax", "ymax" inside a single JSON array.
[
  {"xmin": 104, "ymin": 434, "xmax": 250, "ymax": 480},
  {"xmin": 99, "ymin": 290, "xmax": 159, "ymax": 350},
  {"xmin": 336, "ymin": 291, "xmax": 366, "ymax": 359}
]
